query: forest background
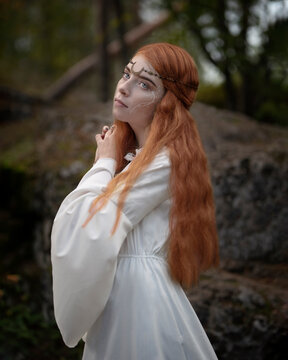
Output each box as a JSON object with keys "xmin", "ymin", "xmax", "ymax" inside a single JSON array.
[
  {"xmin": 1, "ymin": 0, "xmax": 288, "ymax": 124},
  {"xmin": 0, "ymin": 0, "xmax": 287, "ymax": 359}
]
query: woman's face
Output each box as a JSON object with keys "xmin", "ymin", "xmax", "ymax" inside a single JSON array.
[{"xmin": 112, "ymin": 55, "xmax": 165, "ymax": 139}]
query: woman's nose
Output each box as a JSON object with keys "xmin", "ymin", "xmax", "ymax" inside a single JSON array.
[
  {"xmin": 119, "ymin": 87, "xmax": 127, "ymax": 96},
  {"xmin": 119, "ymin": 82, "xmax": 130, "ymax": 96}
]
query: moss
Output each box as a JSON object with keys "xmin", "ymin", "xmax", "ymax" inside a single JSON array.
[{"xmin": 0, "ymin": 138, "xmax": 36, "ymax": 172}]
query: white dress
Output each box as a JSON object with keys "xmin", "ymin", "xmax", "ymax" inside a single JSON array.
[{"xmin": 51, "ymin": 150, "xmax": 218, "ymax": 360}]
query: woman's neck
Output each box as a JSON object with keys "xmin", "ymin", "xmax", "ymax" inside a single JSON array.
[{"xmin": 134, "ymin": 126, "xmax": 150, "ymax": 148}]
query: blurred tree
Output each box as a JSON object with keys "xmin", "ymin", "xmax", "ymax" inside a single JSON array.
[
  {"xmin": 160, "ymin": 0, "xmax": 288, "ymax": 120},
  {"xmin": 98, "ymin": 0, "xmax": 129, "ymax": 102},
  {"xmin": 99, "ymin": 0, "xmax": 110, "ymax": 101},
  {"xmin": 113, "ymin": 0, "xmax": 129, "ymax": 64}
]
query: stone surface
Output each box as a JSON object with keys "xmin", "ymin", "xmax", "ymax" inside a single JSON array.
[
  {"xmin": 186, "ymin": 269, "xmax": 288, "ymax": 360},
  {"xmin": 214, "ymin": 154, "xmax": 288, "ymax": 263}
]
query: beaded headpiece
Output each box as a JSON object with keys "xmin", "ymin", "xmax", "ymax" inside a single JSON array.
[{"xmin": 129, "ymin": 61, "xmax": 198, "ymax": 90}]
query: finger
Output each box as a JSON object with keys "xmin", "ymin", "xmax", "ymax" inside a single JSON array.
[
  {"xmin": 101, "ymin": 126, "xmax": 109, "ymax": 135},
  {"xmin": 107, "ymin": 125, "xmax": 116, "ymax": 135},
  {"xmin": 101, "ymin": 125, "xmax": 110, "ymax": 139},
  {"xmin": 95, "ymin": 134, "xmax": 103, "ymax": 144}
]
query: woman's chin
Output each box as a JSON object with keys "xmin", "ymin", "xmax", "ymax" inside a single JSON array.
[{"xmin": 112, "ymin": 111, "xmax": 127, "ymax": 123}]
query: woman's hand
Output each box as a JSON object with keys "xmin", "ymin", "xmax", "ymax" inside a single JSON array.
[{"xmin": 94, "ymin": 125, "xmax": 117, "ymax": 163}]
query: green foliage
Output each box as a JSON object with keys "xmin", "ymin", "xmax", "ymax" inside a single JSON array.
[
  {"xmin": 159, "ymin": 0, "xmax": 288, "ymax": 126},
  {"xmin": 196, "ymin": 82, "xmax": 226, "ymax": 108},
  {"xmin": 256, "ymin": 101, "xmax": 288, "ymax": 127}
]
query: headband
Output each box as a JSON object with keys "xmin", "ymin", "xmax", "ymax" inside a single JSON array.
[{"xmin": 129, "ymin": 61, "xmax": 198, "ymax": 90}]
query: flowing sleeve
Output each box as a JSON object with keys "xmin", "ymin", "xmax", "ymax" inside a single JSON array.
[{"xmin": 51, "ymin": 151, "xmax": 170, "ymax": 347}]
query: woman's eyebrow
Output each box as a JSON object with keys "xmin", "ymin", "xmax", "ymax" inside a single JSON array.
[
  {"xmin": 124, "ymin": 65, "xmax": 157, "ymax": 87},
  {"xmin": 139, "ymin": 75, "xmax": 156, "ymax": 87}
]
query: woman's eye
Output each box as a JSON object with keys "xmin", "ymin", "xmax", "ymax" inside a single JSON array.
[
  {"xmin": 139, "ymin": 81, "xmax": 148, "ymax": 90},
  {"xmin": 122, "ymin": 71, "xmax": 130, "ymax": 80}
]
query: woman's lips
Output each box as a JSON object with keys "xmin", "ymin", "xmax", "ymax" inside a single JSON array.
[{"xmin": 115, "ymin": 98, "xmax": 128, "ymax": 108}]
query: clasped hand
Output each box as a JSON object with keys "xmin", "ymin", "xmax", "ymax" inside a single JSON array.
[{"xmin": 94, "ymin": 125, "xmax": 117, "ymax": 163}]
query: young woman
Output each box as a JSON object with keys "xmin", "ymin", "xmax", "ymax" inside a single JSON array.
[{"xmin": 51, "ymin": 42, "xmax": 219, "ymax": 359}]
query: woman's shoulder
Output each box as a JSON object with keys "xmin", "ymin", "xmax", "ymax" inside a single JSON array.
[
  {"xmin": 141, "ymin": 148, "xmax": 170, "ymax": 176},
  {"xmin": 151, "ymin": 147, "xmax": 170, "ymax": 167}
]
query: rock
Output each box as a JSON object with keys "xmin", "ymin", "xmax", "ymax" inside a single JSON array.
[
  {"xmin": 59, "ymin": 160, "xmax": 85, "ymax": 179},
  {"xmin": 212, "ymin": 152, "xmax": 288, "ymax": 263},
  {"xmin": 187, "ymin": 270, "xmax": 288, "ymax": 360}
]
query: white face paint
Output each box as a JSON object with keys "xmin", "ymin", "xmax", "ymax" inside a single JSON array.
[{"xmin": 112, "ymin": 55, "xmax": 165, "ymax": 147}]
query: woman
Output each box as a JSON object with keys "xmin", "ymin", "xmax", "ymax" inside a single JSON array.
[{"xmin": 51, "ymin": 42, "xmax": 219, "ymax": 359}]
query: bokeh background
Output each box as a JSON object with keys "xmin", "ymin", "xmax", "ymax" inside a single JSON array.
[{"xmin": 1, "ymin": 1, "xmax": 287, "ymax": 359}]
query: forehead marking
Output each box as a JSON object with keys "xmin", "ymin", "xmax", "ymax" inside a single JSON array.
[
  {"xmin": 130, "ymin": 61, "xmax": 160, "ymax": 78},
  {"xmin": 130, "ymin": 61, "xmax": 145, "ymax": 76}
]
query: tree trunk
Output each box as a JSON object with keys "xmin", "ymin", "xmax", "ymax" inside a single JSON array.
[
  {"xmin": 223, "ymin": 67, "xmax": 237, "ymax": 111},
  {"xmin": 99, "ymin": 0, "xmax": 110, "ymax": 102},
  {"xmin": 113, "ymin": 0, "xmax": 128, "ymax": 65}
]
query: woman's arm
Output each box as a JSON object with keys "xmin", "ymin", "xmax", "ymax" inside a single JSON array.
[{"xmin": 51, "ymin": 150, "xmax": 170, "ymax": 347}]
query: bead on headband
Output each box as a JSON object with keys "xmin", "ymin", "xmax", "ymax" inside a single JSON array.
[{"xmin": 129, "ymin": 61, "xmax": 198, "ymax": 90}]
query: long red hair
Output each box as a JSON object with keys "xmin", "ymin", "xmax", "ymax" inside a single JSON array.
[{"xmin": 87, "ymin": 43, "xmax": 219, "ymax": 287}]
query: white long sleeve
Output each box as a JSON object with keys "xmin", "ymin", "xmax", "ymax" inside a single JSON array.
[{"xmin": 51, "ymin": 151, "xmax": 170, "ymax": 347}]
